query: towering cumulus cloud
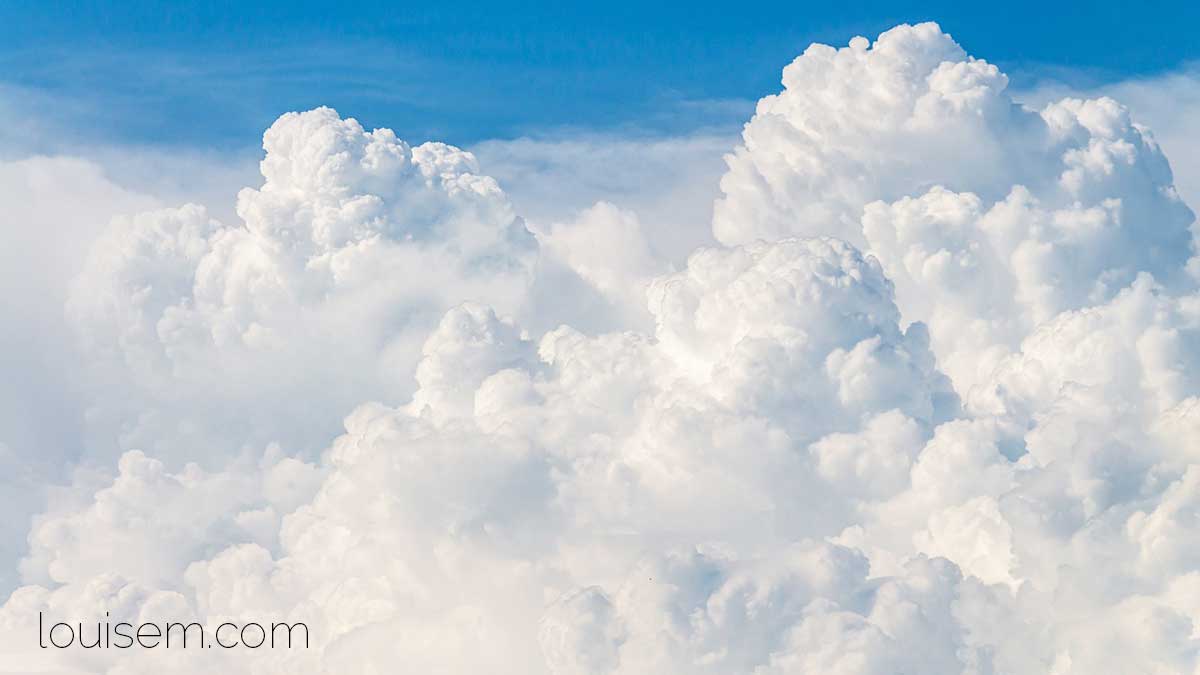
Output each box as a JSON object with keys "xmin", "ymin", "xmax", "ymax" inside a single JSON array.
[
  {"xmin": 65, "ymin": 107, "xmax": 536, "ymax": 461},
  {"xmin": 3, "ymin": 22, "xmax": 1199, "ymax": 675},
  {"xmin": 715, "ymin": 22, "xmax": 1196, "ymax": 395}
]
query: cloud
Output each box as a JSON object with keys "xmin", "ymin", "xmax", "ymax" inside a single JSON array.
[
  {"xmin": 63, "ymin": 107, "xmax": 538, "ymax": 463},
  {"xmin": 0, "ymin": 156, "xmax": 167, "ymax": 594},
  {"xmin": 4, "ymin": 231, "xmax": 955, "ymax": 673},
  {"xmin": 1016, "ymin": 64, "xmax": 1200, "ymax": 215},
  {"xmin": 715, "ymin": 23, "xmax": 1195, "ymax": 397},
  {"xmin": 3, "ymin": 20, "xmax": 1200, "ymax": 675}
]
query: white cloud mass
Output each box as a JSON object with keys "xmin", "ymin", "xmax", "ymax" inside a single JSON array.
[{"xmin": 2, "ymin": 21, "xmax": 1200, "ymax": 675}]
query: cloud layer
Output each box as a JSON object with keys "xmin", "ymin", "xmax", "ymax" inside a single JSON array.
[{"xmin": 3, "ymin": 22, "xmax": 1200, "ymax": 675}]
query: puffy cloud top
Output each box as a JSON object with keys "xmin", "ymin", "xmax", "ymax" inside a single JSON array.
[
  {"xmin": 66, "ymin": 107, "xmax": 536, "ymax": 460},
  {"xmin": 714, "ymin": 23, "xmax": 1193, "ymax": 260},
  {"xmin": 716, "ymin": 22, "xmax": 1196, "ymax": 397}
]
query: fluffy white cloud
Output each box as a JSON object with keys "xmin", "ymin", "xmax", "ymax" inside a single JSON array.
[
  {"xmin": 4, "ymin": 20, "xmax": 1200, "ymax": 675},
  {"xmin": 3, "ymin": 231, "xmax": 955, "ymax": 673},
  {"xmin": 1020, "ymin": 65, "xmax": 1200, "ymax": 221},
  {"xmin": 65, "ymin": 107, "xmax": 537, "ymax": 461},
  {"xmin": 716, "ymin": 22, "xmax": 1195, "ymax": 400}
]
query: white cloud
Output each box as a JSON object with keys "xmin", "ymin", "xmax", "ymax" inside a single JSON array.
[
  {"xmin": 3, "ymin": 20, "xmax": 1200, "ymax": 675},
  {"xmin": 64, "ymin": 107, "xmax": 538, "ymax": 463},
  {"xmin": 1017, "ymin": 64, "xmax": 1200, "ymax": 215}
]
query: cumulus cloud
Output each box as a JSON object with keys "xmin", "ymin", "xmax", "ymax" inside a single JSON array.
[
  {"xmin": 65, "ymin": 107, "xmax": 537, "ymax": 461},
  {"xmin": 717, "ymin": 22, "xmax": 1195, "ymax": 396},
  {"xmin": 3, "ymin": 20, "xmax": 1200, "ymax": 675},
  {"xmin": 1020, "ymin": 64, "xmax": 1200, "ymax": 219}
]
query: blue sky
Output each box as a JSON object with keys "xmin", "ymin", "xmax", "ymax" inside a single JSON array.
[{"xmin": 3, "ymin": 0, "xmax": 1198, "ymax": 149}]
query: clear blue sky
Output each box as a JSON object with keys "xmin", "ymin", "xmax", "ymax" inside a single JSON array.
[{"xmin": 2, "ymin": 0, "xmax": 1197, "ymax": 148}]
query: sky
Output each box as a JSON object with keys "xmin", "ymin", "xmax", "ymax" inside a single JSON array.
[
  {"xmin": 2, "ymin": 0, "xmax": 1199, "ymax": 148},
  {"xmin": 5, "ymin": 7, "xmax": 1200, "ymax": 674}
]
